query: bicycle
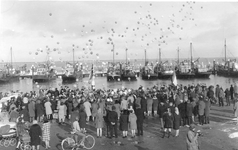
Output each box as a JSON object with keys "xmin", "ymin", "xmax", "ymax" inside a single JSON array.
[{"xmin": 61, "ymin": 132, "xmax": 95, "ymax": 150}]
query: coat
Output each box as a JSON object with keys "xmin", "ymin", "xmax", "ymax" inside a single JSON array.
[
  {"xmin": 42, "ymin": 122, "xmax": 50, "ymax": 142},
  {"xmin": 29, "ymin": 124, "xmax": 42, "ymax": 146},
  {"xmin": 129, "ymin": 113, "xmax": 137, "ymax": 130},
  {"xmin": 135, "ymin": 108, "xmax": 144, "ymax": 123},
  {"xmin": 186, "ymin": 130, "xmax": 199, "ymax": 150},
  {"xmin": 35, "ymin": 103, "xmax": 44, "ymax": 117},
  {"xmin": 173, "ymin": 113, "xmax": 181, "ymax": 130},
  {"xmin": 44, "ymin": 101, "xmax": 52, "ymax": 115},
  {"xmin": 83, "ymin": 101, "xmax": 92, "ymax": 117},
  {"xmin": 28, "ymin": 101, "xmax": 35, "ymax": 117},
  {"xmin": 163, "ymin": 112, "xmax": 173, "ymax": 128},
  {"xmin": 204, "ymin": 100, "xmax": 211, "ymax": 116},
  {"xmin": 198, "ymin": 100, "xmax": 205, "ymax": 116},
  {"xmin": 95, "ymin": 112, "xmax": 104, "ymax": 128},
  {"xmin": 79, "ymin": 111, "xmax": 87, "ymax": 128},
  {"xmin": 120, "ymin": 114, "xmax": 129, "ymax": 131},
  {"xmin": 186, "ymin": 103, "xmax": 193, "ymax": 117},
  {"xmin": 91, "ymin": 102, "xmax": 98, "ymax": 117},
  {"xmin": 147, "ymin": 98, "xmax": 153, "ymax": 112}
]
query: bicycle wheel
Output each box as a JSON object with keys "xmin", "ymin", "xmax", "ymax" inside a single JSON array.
[
  {"xmin": 24, "ymin": 144, "xmax": 32, "ymax": 150},
  {"xmin": 83, "ymin": 135, "xmax": 95, "ymax": 149},
  {"xmin": 10, "ymin": 138, "xmax": 17, "ymax": 146},
  {"xmin": 0, "ymin": 140, "xmax": 4, "ymax": 146},
  {"xmin": 4, "ymin": 139, "xmax": 10, "ymax": 147},
  {"xmin": 61, "ymin": 138, "xmax": 75, "ymax": 150}
]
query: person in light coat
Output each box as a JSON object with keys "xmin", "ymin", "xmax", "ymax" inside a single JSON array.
[
  {"xmin": 58, "ymin": 102, "xmax": 67, "ymax": 124},
  {"xmin": 83, "ymin": 100, "xmax": 92, "ymax": 122},
  {"xmin": 233, "ymin": 97, "xmax": 238, "ymax": 125}
]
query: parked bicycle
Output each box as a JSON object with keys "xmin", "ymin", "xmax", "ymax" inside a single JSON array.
[{"xmin": 61, "ymin": 132, "xmax": 95, "ymax": 150}]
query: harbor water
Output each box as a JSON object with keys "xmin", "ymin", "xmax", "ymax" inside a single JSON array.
[{"xmin": 0, "ymin": 75, "xmax": 237, "ymax": 93}]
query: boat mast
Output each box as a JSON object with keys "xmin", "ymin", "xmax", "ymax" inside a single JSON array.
[
  {"xmin": 10, "ymin": 47, "xmax": 13, "ymax": 71},
  {"xmin": 73, "ymin": 47, "xmax": 75, "ymax": 67},
  {"xmin": 159, "ymin": 48, "xmax": 161, "ymax": 64},
  {"xmin": 190, "ymin": 42, "xmax": 193, "ymax": 69},
  {"xmin": 145, "ymin": 49, "xmax": 147, "ymax": 66},
  {"xmin": 112, "ymin": 44, "xmax": 115, "ymax": 65},
  {"xmin": 126, "ymin": 48, "xmax": 128, "ymax": 66},
  {"xmin": 177, "ymin": 47, "xmax": 180, "ymax": 64},
  {"xmin": 225, "ymin": 39, "xmax": 227, "ymax": 63}
]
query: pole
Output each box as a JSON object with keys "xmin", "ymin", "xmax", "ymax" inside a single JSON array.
[
  {"xmin": 225, "ymin": 39, "xmax": 226, "ymax": 63},
  {"xmin": 159, "ymin": 48, "xmax": 161, "ymax": 64},
  {"xmin": 73, "ymin": 48, "xmax": 75, "ymax": 67},
  {"xmin": 10, "ymin": 47, "xmax": 13, "ymax": 71},
  {"xmin": 126, "ymin": 48, "xmax": 127, "ymax": 65},
  {"xmin": 190, "ymin": 42, "xmax": 193, "ymax": 69},
  {"xmin": 144, "ymin": 49, "xmax": 146, "ymax": 65},
  {"xmin": 177, "ymin": 47, "xmax": 180, "ymax": 64},
  {"xmin": 113, "ymin": 44, "xmax": 115, "ymax": 65}
]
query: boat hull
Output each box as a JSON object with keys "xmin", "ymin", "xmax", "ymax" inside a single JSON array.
[
  {"xmin": 107, "ymin": 75, "xmax": 121, "ymax": 82},
  {"xmin": 121, "ymin": 75, "xmax": 137, "ymax": 81},
  {"xmin": 217, "ymin": 70, "xmax": 238, "ymax": 77},
  {"xmin": 176, "ymin": 72, "xmax": 195, "ymax": 79},
  {"xmin": 141, "ymin": 74, "xmax": 158, "ymax": 80},
  {"xmin": 157, "ymin": 72, "xmax": 173, "ymax": 79},
  {"xmin": 195, "ymin": 72, "xmax": 212, "ymax": 78},
  {"xmin": 62, "ymin": 75, "xmax": 77, "ymax": 82},
  {"xmin": 33, "ymin": 75, "xmax": 57, "ymax": 82}
]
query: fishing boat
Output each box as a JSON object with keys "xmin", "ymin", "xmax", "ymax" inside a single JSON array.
[
  {"xmin": 107, "ymin": 44, "xmax": 121, "ymax": 82},
  {"xmin": 62, "ymin": 48, "xmax": 83, "ymax": 82},
  {"xmin": 154, "ymin": 48, "xmax": 174, "ymax": 79},
  {"xmin": 175, "ymin": 45, "xmax": 195, "ymax": 79},
  {"xmin": 107, "ymin": 62, "xmax": 121, "ymax": 81},
  {"xmin": 141, "ymin": 49, "xmax": 157, "ymax": 80},
  {"xmin": 215, "ymin": 40, "xmax": 238, "ymax": 77},
  {"xmin": 0, "ymin": 47, "xmax": 20, "ymax": 83},
  {"xmin": 32, "ymin": 63, "xmax": 57, "ymax": 82},
  {"xmin": 120, "ymin": 48, "xmax": 137, "ymax": 81},
  {"xmin": 194, "ymin": 62, "xmax": 212, "ymax": 78}
]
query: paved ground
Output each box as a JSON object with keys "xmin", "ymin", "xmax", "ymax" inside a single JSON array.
[{"xmin": 2, "ymin": 104, "xmax": 238, "ymax": 150}]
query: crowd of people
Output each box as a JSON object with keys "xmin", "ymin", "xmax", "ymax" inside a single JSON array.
[{"xmin": 0, "ymin": 82, "xmax": 238, "ymax": 150}]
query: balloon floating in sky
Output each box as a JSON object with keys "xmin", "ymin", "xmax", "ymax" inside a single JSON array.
[
  {"xmin": 35, "ymin": 52, "xmax": 38, "ymax": 55},
  {"xmin": 49, "ymin": 13, "xmax": 52, "ymax": 16}
]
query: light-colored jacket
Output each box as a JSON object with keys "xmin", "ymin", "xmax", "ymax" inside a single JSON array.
[{"xmin": 186, "ymin": 130, "xmax": 199, "ymax": 150}]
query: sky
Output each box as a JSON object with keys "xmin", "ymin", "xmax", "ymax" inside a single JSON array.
[{"xmin": 0, "ymin": 0, "xmax": 238, "ymax": 63}]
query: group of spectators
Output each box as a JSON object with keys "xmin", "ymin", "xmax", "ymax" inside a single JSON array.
[{"xmin": 0, "ymin": 82, "xmax": 238, "ymax": 150}]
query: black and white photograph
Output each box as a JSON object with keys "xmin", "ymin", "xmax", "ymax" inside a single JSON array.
[{"xmin": 0, "ymin": 1, "xmax": 238, "ymax": 150}]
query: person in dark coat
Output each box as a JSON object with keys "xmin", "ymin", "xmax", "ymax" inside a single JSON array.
[
  {"xmin": 173, "ymin": 107, "xmax": 181, "ymax": 137},
  {"xmin": 158, "ymin": 101, "xmax": 167, "ymax": 129},
  {"xmin": 19, "ymin": 106, "xmax": 30, "ymax": 123},
  {"xmin": 29, "ymin": 120, "xmax": 42, "ymax": 150},
  {"xmin": 230, "ymin": 85, "xmax": 234, "ymax": 102},
  {"xmin": 204, "ymin": 98, "xmax": 211, "ymax": 124},
  {"xmin": 186, "ymin": 100, "xmax": 193, "ymax": 126},
  {"xmin": 162, "ymin": 108, "xmax": 174, "ymax": 138},
  {"xmin": 120, "ymin": 110, "xmax": 129, "ymax": 138},
  {"xmin": 135, "ymin": 104, "xmax": 144, "ymax": 136},
  {"xmin": 140, "ymin": 94, "xmax": 147, "ymax": 116},
  {"xmin": 35, "ymin": 100, "xmax": 45, "ymax": 122},
  {"xmin": 178, "ymin": 100, "xmax": 186, "ymax": 126},
  {"xmin": 79, "ymin": 106, "xmax": 87, "ymax": 132},
  {"xmin": 108, "ymin": 105, "xmax": 118, "ymax": 138}
]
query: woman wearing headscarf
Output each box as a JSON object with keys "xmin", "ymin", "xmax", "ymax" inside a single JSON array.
[{"xmin": 29, "ymin": 120, "xmax": 42, "ymax": 150}]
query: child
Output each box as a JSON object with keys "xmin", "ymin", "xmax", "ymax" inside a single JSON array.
[
  {"xmin": 95, "ymin": 108, "xmax": 104, "ymax": 138},
  {"xmin": 129, "ymin": 109, "xmax": 137, "ymax": 138}
]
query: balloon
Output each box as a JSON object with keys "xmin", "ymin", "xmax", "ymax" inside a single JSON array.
[
  {"xmin": 96, "ymin": 53, "xmax": 99, "ymax": 56},
  {"xmin": 29, "ymin": 52, "xmax": 32, "ymax": 55},
  {"xmin": 82, "ymin": 25, "xmax": 85, "ymax": 27},
  {"xmin": 116, "ymin": 52, "xmax": 118, "ymax": 55},
  {"xmin": 35, "ymin": 52, "xmax": 38, "ymax": 55},
  {"xmin": 49, "ymin": 13, "xmax": 52, "ymax": 16},
  {"xmin": 51, "ymin": 35, "xmax": 54, "ymax": 38},
  {"xmin": 58, "ymin": 51, "xmax": 61, "ymax": 54},
  {"xmin": 90, "ymin": 51, "xmax": 93, "ymax": 55},
  {"xmin": 201, "ymin": 7, "xmax": 203, "ymax": 9},
  {"xmin": 115, "ymin": 21, "xmax": 117, "ymax": 24},
  {"xmin": 57, "ymin": 42, "xmax": 59, "ymax": 44}
]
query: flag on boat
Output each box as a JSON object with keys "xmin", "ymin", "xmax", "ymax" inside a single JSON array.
[{"xmin": 171, "ymin": 71, "xmax": 177, "ymax": 86}]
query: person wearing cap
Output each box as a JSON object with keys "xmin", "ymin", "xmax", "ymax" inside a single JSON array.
[{"xmin": 186, "ymin": 124, "xmax": 199, "ymax": 150}]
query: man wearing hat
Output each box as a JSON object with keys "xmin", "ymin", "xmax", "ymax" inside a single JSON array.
[{"xmin": 186, "ymin": 124, "xmax": 199, "ymax": 150}]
